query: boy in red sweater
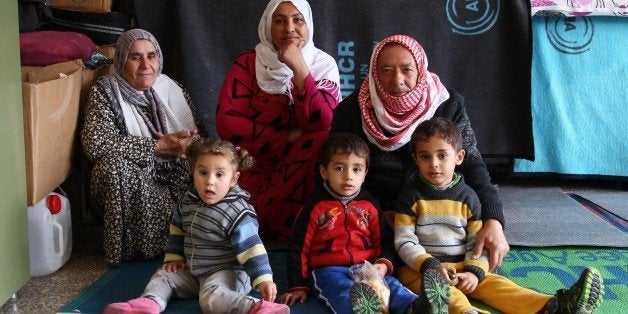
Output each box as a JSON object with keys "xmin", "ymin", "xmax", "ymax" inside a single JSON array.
[{"xmin": 280, "ymin": 133, "xmax": 450, "ymax": 314}]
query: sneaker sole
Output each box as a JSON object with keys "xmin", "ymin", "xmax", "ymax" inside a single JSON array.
[
  {"xmin": 422, "ymin": 269, "xmax": 450, "ymax": 314},
  {"xmin": 350, "ymin": 282, "xmax": 384, "ymax": 314},
  {"xmin": 574, "ymin": 267, "xmax": 604, "ymax": 314}
]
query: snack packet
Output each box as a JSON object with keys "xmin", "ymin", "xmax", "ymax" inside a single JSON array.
[{"xmin": 350, "ymin": 260, "xmax": 390, "ymax": 312}]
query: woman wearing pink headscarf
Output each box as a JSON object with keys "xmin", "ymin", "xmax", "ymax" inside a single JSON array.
[
  {"xmin": 216, "ymin": 0, "xmax": 341, "ymax": 240},
  {"xmin": 332, "ymin": 34, "xmax": 509, "ymax": 272}
]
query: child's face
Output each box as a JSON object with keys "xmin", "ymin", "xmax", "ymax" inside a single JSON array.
[
  {"xmin": 320, "ymin": 152, "xmax": 367, "ymax": 197},
  {"xmin": 193, "ymin": 153, "xmax": 239, "ymax": 205},
  {"xmin": 412, "ymin": 136, "xmax": 464, "ymax": 187}
]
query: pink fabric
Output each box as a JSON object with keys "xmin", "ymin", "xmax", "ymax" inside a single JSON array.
[
  {"xmin": 102, "ymin": 297, "xmax": 160, "ymax": 314},
  {"xmin": 216, "ymin": 50, "xmax": 339, "ymax": 240},
  {"xmin": 20, "ymin": 31, "xmax": 97, "ymax": 66},
  {"xmin": 249, "ymin": 300, "xmax": 290, "ymax": 314}
]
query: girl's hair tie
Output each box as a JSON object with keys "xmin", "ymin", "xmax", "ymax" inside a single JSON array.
[{"xmin": 235, "ymin": 146, "xmax": 241, "ymax": 152}]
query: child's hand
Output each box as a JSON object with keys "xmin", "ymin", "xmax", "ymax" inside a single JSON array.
[
  {"xmin": 159, "ymin": 260, "xmax": 187, "ymax": 272},
  {"xmin": 373, "ymin": 262, "xmax": 389, "ymax": 279},
  {"xmin": 433, "ymin": 264, "xmax": 457, "ymax": 284},
  {"xmin": 280, "ymin": 290, "xmax": 308, "ymax": 305},
  {"xmin": 455, "ymin": 272, "xmax": 479, "ymax": 294},
  {"xmin": 256, "ymin": 281, "xmax": 278, "ymax": 302}
]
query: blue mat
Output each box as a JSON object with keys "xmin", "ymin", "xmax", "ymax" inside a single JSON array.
[
  {"xmin": 57, "ymin": 250, "xmax": 329, "ymax": 314},
  {"xmin": 513, "ymin": 16, "xmax": 628, "ymax": 176}
]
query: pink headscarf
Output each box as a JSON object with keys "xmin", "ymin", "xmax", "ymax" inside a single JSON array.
[{"xmin": 359, "ymin": 34, "xmax": 449, "ymax": 151}]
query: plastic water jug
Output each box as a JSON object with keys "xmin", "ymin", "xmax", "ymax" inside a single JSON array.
[{"xmin": 27, "ymin": 192, "xmax": 72, "ymax": 277}]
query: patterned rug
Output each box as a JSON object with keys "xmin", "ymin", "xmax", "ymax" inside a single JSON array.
[{"xmin": 58, "ymin": 247, "xmax": 627, "ymax": 313}]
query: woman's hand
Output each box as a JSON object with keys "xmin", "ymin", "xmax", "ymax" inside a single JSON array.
[
  {"xmin": 472, "ymin": 219, "xmax": 510, "ymax": 272},
  {"xmin": 159, "ymin": 260, "xmax": 187, "ymax": 272},
  {"xmin": 277, "ymin": 41, "xmax": 309, "ymax": 91},
  {"xmin": 256, "ymin": 281, "xmax": 278, "ymax": 302},
  {"xmin": 156, "ymin": 129, "xmax": 198, "ymax": 158},
  {"xmin": 280, "ymin": 290, "xmax": 308, "ymax": 305},
  {"xmin": 455, "ymin": 272, "xmax": 479, "ymax": 294}
]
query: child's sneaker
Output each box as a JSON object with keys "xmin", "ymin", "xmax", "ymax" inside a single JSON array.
[
  {"xmin": 350, "ymin": 282, "xmax": 384, "ymax": 314},
  {"xmin": 102, "ymin": 297, "xmax": 160, "ymax": 314},
  {"xmin": 546, "ymin": 267, "xmax": 604, "ymax": 314},
  {"xmin": 408, "ymin": 269, "xmax": 450, "ymax": 314},
  {"xmin": 249, "ymin": 299, "xmax": 290, "ymax": 314}
]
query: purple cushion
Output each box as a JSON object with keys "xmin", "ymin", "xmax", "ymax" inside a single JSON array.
[{"xmin": 20, "ymin": 31, "xmax": 98, "ymax": 66}]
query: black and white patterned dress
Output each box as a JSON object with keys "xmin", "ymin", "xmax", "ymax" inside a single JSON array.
[{"xmin": 81, "ymin": 78, "xmax": 205, "ymax": 265}]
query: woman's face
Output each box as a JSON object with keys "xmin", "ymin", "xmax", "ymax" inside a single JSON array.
[
  {"xmin": 124, "ymin": 39, "xmax": 159, "ymax": 91},
  {"xmin": 271, "ymin": 1, "xmax": 308, "ymax": 50},
  {"xmin": 376, "ymin": 44, "xmax": 418, "ymax": 96}
]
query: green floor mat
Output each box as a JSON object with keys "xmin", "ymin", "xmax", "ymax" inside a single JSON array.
[{"xmin": 473, "ymin": 246, "xmax": 627, "ymax": 313}]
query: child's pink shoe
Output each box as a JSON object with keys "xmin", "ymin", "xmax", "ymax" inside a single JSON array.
[
  {"xmin": 102, "ymin": 297, "xmax": 160, "ymax": 314},
  {"xmin": 249, "ymin": 299, "xmax": 290, "ymax": 314}
]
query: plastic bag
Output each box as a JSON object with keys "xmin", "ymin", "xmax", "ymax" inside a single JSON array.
[{"xmin": 350, "ymin": 260, "xmax": 390, "ymax": 312}]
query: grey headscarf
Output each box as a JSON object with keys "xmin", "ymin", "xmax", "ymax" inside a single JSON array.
[
  {"xmin": 114, "ymin": 28, "xmax": 163, "ymax": 77},
  {"xmin": 100, "ymin": 28, "xmax": 169, "ymax": 136}
]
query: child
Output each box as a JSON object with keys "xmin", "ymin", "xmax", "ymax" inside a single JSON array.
[
  {"xmin": 280, "ymin": 133, "xmax": 451, "ymax": 314},
  {"xmin": 394, "ymin": 117, "xmax": 604, "ymax": 314},
  {"xmin": 104, "ymin": 139, "xmax": 289, "ymax": 314}
]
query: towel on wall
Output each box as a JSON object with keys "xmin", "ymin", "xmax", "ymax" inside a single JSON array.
[{"xmin": 514, "ymin": 16, "xmax": 628, "ymax": 177}]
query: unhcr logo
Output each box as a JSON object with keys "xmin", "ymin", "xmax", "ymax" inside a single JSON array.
[
  {"xmin": 545, "ymin": 17, "xmax": 594, "ymax": 54},
  {"xmin": 446, "ymin": 0, "xmax": 500, "ymax": 35}
]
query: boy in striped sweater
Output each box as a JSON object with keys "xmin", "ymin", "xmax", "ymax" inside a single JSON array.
[
  {"xmin": 104, "ymin": 139, "xmax": 288, "ymax": 314},
  {"xmin": 394, "ymin": 117, "xmax": 603, "ymax": 314}
]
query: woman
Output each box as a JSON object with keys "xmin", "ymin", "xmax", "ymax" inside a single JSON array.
[
  {"xmin": 216, "ymin": 0, "xmax": 341, "ymax": 240},
  {"xmin": 81, "ymin": 29, "xmax": 206, "ymax": 265},
  {"xmin": 331, "ymin": 34, "xmax": 509, "ymax": 271}
]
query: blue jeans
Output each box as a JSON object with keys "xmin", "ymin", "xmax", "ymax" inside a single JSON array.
[{"xmin": 312, "ymin": 265, "xmax": 418, "ymax": 314}]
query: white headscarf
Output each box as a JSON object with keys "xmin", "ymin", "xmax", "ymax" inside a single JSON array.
[{"xmin": 254, "ymin": 0, "xmax": 340, "ymax": 103}]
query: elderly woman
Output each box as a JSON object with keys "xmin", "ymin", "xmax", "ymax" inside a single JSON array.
[
  {"xmin": 332, "ymin": 34, "xmax": 510, "ymax": 272},
  {"xmin": 216, "ymin": 0, "xmax": 341, "ymax": 240},
  {"xmin": 81, "ymin": 29, "xmax": 205, "ymax": 265}
]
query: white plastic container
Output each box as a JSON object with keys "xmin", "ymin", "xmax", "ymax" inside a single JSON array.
[{"xmin": 27, "ymin": 192, "xmax": 72, "ymax": 277}]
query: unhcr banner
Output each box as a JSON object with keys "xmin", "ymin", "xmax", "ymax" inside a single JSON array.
[{"xmin": 135, "ymin": 0, "xmax": 532, "ymax": 158}]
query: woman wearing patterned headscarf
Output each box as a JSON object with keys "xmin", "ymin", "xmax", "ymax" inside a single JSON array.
[
  {"xmin": 216, "ymin": 0, "xmax": 341, "ymax": 240},
  {"xmin": 81, "ymin": 29, "xmax": 206, "ymax": 265},
  {"xmin": 332, "ymin": 34, "xmax": 509, "ymax": 273}
]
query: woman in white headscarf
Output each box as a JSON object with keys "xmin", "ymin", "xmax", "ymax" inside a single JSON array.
[
  {"xmin": 216, "ymin": 0, "xmax": 341, "ymax": 241},
  {"xmin": 81, "ymin": 29, "xmax": 206, "ymax": 266}
]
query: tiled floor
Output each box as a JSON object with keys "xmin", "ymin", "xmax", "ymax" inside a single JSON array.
[
  {"xmin": 0, "ymin": 224, "xmax": 108, "ymax": 314},
  {"xmin": 0, "ymin": 176, "xmax": 624, "ymax": 314}
]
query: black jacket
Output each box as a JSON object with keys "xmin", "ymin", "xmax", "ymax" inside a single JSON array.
[{"xmin": 331, "ymin": 89, "xmax": 504, "ymax": 225}]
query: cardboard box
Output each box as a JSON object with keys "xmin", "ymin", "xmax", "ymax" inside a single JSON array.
[
  {"xmin": 49, "ymin": 0, "xmax": 113, "ymax": 13},
  {"xmin": 97, "ymin": 44, "xmax": 116, "ymax": 60},
  {"xmin": 80, "ymin": 61, "xmax": 114, "ymax": 106},
  {"xmin": 22, "ymin": 60, "xmax": 82, "ymax": 205}
]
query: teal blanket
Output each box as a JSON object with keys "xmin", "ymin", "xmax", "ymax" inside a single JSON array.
[{"xmin": 514, "ymin": 16, "xmax": 628, "ymax": 177}]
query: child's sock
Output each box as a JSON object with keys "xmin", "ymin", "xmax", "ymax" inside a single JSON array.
[
  {"xmin": 546, "ymin": 267, "xmax": 604, "ymax": 314},
  {"xmin": 248, "ymin": 299, "xmax": 290, "ymax": 314},
  {"xmin": 350, "ymin": 281, "xmax": 384, "ymax": 314},
  {"xmin": 102, "ymin": 297, "xmax": 161, "ymax": 314}
]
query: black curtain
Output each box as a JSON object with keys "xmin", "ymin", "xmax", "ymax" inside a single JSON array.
[{"xmin": 135, "ymin": 0, "xmax": 533, "ymax": 158}]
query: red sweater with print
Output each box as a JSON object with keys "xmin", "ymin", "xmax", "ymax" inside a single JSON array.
[{"xmin": 286, "ymin": 184, "xmax": 397, "ymax": 292}]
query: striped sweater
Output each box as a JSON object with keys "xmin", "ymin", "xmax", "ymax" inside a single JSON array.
[
  {"xmin": 164, "ymin": 184, "xmax": 273, "ymax": 288},
  {"xmin": 394, "ymin": 174, "xmax": 489, "ymax": 281}
]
